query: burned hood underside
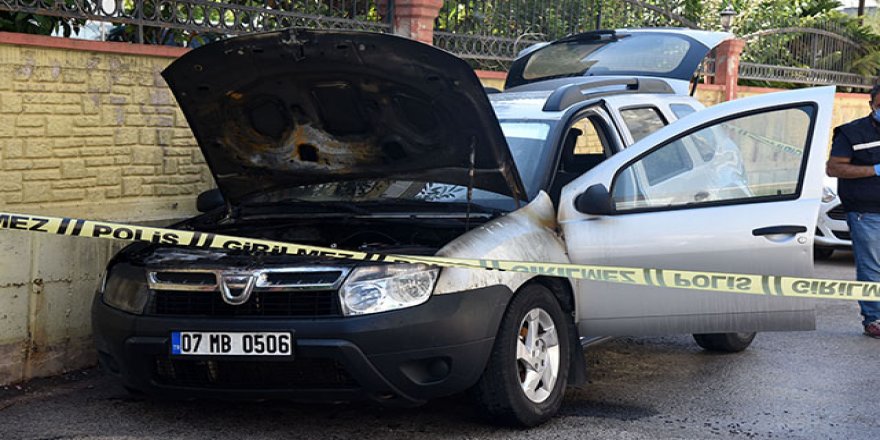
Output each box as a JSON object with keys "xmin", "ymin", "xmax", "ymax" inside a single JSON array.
[
  {"xmin": 119, "ymin": 214, "xmax": 478, "ymax": 268},
  {"xmin": 162, "ymin": 29, "xmax": 526, "ymax": 204}
]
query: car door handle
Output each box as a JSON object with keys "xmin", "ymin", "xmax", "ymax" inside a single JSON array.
[
  {"xmin": 694, "ymin": 191, "xmax": 710, "ymax": 202},
  {"xmin": 751, "ymin": 225, "xmax": 807, "ymax": 236}
]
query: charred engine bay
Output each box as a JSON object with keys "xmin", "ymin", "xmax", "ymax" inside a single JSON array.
[{"xmin": 119, "ymin": 213, "xmax": 489, "ymax": 268}]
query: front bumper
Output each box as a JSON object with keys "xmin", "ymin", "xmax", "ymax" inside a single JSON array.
[
  {"xmin": 815, "ymin": 202, "xmax": 850, "ymax": 249},
  {"xmin": 92, "ymin": 285, "xmax": 511, "ymax": 405}
]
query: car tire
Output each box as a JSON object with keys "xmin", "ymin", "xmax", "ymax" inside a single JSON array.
[
  {"xmin": 814, "ymin": 247, "xmax": 834, "ymax": 260},
  {"xmin": 473, "ymin": 284, "xmax": 571, "ymax": 427},
  {"xmin": 692, "ymin": 332, "xmax": 756, "ymax": 353}
]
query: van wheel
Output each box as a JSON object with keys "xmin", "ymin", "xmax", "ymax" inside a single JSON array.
[
  {"xmin": 473, "ymin": 284, "xmax": 570, "ymax": 427},
  {"xmin": 693, "ymin": 332, "xmax": 756, "ymax": 352}
]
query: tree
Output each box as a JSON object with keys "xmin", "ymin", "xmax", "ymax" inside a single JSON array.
[{"xmin": 0, "ymin": 7, "xmax": 83, "ymax": 37}]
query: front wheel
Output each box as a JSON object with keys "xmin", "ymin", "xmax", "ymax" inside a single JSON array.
[
  {"xmin": 473, "ymin": 284, "xmax": 571, "ymax": 427},
  {"xmin": 693, "ymin": 332, "xmax": 756, "ymax": 352}
]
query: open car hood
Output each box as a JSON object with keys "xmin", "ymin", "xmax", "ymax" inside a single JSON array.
[
  {"xmin": 505, "ymin": 29, "xmax": 732, "ymax": 89},
  {"xmin": 163, "ymin": 29, "xmax": 526, "ymax": 205}
]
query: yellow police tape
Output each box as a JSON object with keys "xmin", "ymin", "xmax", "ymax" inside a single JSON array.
[
  {"xmin": 1, "ymin": 211, "xmax": 878, "ymax": 302},
  {"xmin": 726, "ymin": 124, "xmax": 804, "ymax": 156}
]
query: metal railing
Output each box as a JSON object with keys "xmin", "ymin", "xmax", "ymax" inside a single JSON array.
[
  {"xmin": 734, "ymin": 15, "xmax": 877, "ymax": 90},
  {"xmin": 739, "ymin": 62, "xmax": 876, "ymax": 90},
  {"xmin": 433, "ymin": 0, "xmax": 697, "ymax": 70},
  {"xmin": 0, "ymin": 0, "xmax": 876, "ymax": 89},
  {"xmin": 742, "ymin": 25, "xmax": 866, "ymax": 76},
  {"xmin": 0, "ymin": 0, "xmax": 393, "ymax": 44}
]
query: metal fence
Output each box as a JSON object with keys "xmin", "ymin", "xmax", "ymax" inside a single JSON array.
[
  {"xmin": 0, "ymin": 0, "xmax": 876, "ymax": 89},
  {"xmin": 738, "ymin": 18, "xmax": 874, "ymax": 89},
  {"xmin": 433, "ymin": 0, "xmax": 697, "ymax": 71},
  {"xmin": 0, "ymin": 0, "xmax": 393, "ymax": 44},
  {"xmin": 739, "ymin": 63, "xmax": 876, "ymax": 90},
  {"xmin": 430, "ymin": 1, "xmax": 877, "ymax": 89}
]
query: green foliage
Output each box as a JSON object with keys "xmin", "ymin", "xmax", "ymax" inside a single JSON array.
[
  {"xmin": 0, "ymin": 8, "xmax": 82, "ymax": 37},
  {"xmin": 436, "ymin": 0, "xmax": 597, "ymax": 41},
  {"xmin": 716, "ymin": 0, "xmax": 880, "ymax": 80}
]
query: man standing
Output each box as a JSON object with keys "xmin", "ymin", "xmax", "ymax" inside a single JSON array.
[{"xmin": 827, "ymin": 84, "xmax": 880, "ymax": 338}]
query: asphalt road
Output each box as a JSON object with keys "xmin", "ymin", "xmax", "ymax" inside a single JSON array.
[{"xmin": 1, "ymin": 253, "xmax": 877, "ymax": 440}]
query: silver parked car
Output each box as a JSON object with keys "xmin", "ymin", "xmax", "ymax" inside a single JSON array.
[
  {"xmin": 815, "ymin": 176, "xmax": 851, "ymax": 259},
  {"xmin": 91, "ymin": 28, "xmax": 833, "ymax": 427}
]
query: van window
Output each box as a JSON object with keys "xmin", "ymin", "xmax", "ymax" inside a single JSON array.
[{"xmin": 620, "ymin": 107, "xmax": 667, "ymax": 143}]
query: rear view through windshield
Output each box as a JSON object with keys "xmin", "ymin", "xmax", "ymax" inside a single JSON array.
[
  {"xmin": 505, "ymin": 31, "xmax": 715, "ymax": 88},
  {"xmin": 523, "ymin": 35, "xmax": 691, "ymax": 80}
]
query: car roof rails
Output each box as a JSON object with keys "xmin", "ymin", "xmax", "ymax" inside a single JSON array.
[{"xmin": 542, "ymin": 77, "xmax": 675, "ymax": 112}]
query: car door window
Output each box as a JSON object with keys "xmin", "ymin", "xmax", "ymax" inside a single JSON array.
[
  {"xmin": 669, "ymin": 103, "xmax": 696, "ymax": 118},
  {"xmin": 612, "ymin": 105, "xmax": 813, "ymax": 211},
  {"xmin": 551, "ymin": 114, "xmax": 613, "ymax": 201},
  {"xmin": 640, "ymin": 140, "xmax": 693, "ymax": 185},
  {"xmin": 571, "ymin": 118, "xmax": 606, "ymax": 155},
  {"xmin": 620, "ymin": 107, "xmax": 667, "ymax": 143},
  {"xmin": 668, "ymin": 104, "xmax": 722, "ymax": 162}
]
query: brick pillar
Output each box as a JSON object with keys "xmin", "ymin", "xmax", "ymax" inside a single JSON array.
[
  {"xmin": 389, "ymin": 0, "xmax": 444, "ymax": 45},
  {"xmin": 713, "ymin": 38, "xmax": 745, "ymax": 101}
]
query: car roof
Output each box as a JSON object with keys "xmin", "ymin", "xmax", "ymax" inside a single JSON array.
[
  {"xmin": 489, "ymin": 91, "xmax": 563, "ymax": 121},
  {"xmin": 516, "ymin": 28, "xmax": 732, "ymax": 59},
  {"xmin": 620, "ymin": 28, "xmax": 731, "ymax": 48},
  {"xmin": 491, "ymin": 76, "xmax": 699, "ymax": 119}
]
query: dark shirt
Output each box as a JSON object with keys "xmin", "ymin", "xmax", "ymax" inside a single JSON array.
[{"xmin": 830, "ymin": 115, "xmax": 880, "ymax": 213}]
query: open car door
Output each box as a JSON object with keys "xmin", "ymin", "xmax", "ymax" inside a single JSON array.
[{"xmin": 558, "ymin": 87, "xmax": 834, "ymax": 336}]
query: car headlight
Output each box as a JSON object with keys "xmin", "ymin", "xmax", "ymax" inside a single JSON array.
[
  {"xmin": 101, "ymin": 264, "xmax": 150, "ymax": 315},
  {"xmin": 822, "ymin": 186, "xmax": 837, "ymax": 203},
  {"xmin": 339, "ymin": 264, "xmax": 439, "ymax": 316}
]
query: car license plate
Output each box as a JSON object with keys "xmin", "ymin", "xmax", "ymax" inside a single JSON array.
[{"xmin": 170, "ymin": 331, "xmax": 293, "ymax": 356}]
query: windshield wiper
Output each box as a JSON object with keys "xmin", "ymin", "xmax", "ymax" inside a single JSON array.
[
  {"xmin": 354, "ymin": 200, "xmax": 504, "ymax": 217},
  {"xmin": 238, "ymin": 200, "xmax": 372, "ymax": 216}
]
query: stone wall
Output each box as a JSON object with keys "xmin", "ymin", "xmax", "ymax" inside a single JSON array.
[
  {"xmin": 0, "ymin": 34, "xmax": 211, "ymax": 385},
  {"xmin": 0, "ymin": 34, "xmax": 211, "ymax": 221}
]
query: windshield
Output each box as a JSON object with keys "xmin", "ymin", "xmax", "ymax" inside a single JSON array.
[
  {"xmin": 523, "ymin": 34, "xmax": 691, "ymax": 81},
  {"xmin": 243, "ymin": 121, "xmax": 556, "ymax": 211},
  {"xmin": 506, "ymin": 31, "xmax": 718, "ymax": 89}
]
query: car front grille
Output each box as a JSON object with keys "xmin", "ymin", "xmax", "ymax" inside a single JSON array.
[
  {"xmin": 150, "ymin": 290, "xmax": 341, "ymax": 317},
  {"xmin": 827, "ymin": 204, "xmax": 846, "ymax": 221},
  {"xmin": 153, "ymin": 356, "xmax": 358, "ymax": 389},
  {"xmin": 832, "ymin": 230, "xmax": 851, "ymax": 240},
  {"xmin": 146, "ymin": 268, "xmax": 347, "ymax": 317}
]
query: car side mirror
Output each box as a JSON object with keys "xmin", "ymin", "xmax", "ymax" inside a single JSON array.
[
  {"xmin": 574, "ymin": 184, "xmax": 615, "ymax": 215},
  {"xmin": 196, "ymin": 188, "xmax": 224, "ymax": 213}
]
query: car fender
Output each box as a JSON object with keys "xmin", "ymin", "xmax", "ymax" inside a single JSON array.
[{"xmin": 433, "ymin": 191, "xmax": 573, "ymax": 305}]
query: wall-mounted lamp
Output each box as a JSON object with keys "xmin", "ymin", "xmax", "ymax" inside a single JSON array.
[{"xmin": 720, "ymin": 4, "xmax": 737, "ymax": 32}]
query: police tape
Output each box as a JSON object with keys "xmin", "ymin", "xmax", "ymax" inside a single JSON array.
[
  {"xmin": 1, "ymin": 210, "xmax": 878, "ymax": 302},
  {"xmin": 725, "ymin": 124, "xmax": 804, "ymax": 156}
]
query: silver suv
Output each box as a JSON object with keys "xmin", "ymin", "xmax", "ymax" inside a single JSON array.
[
  {"xmin": 815, "ymin": 177, "xmax": 850, "ymax": 259},
  {"xmin": 91, "ymin": 28, "xmax": 833, "ymax": 426}
]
